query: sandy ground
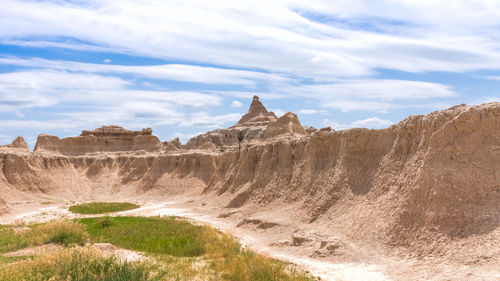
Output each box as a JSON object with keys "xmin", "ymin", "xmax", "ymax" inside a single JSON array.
[{"xmin": 2, "ymin": 198, "xmax": 498, "ymax": 281}]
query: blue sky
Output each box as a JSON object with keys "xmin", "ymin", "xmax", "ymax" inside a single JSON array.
[{"xmin": 0, "ymin": 0, "xmax": 499, "ymax": 148}]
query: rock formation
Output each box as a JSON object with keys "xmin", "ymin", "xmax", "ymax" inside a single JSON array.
[
  {"xmin": 162, "ymin": 137, "xmax": 182, "ymax": 149},
  {"xmin": 0, "ymin": 101, "xmax": 499, "ymax": 279},
  {"xmin": 81, "ymin": 125, "xmax": 153, "ymax": 137},
  {"xmin": 233, "ymin": 95, "xmax": 277, "ymax": 127},
  {"xmin": 0, "ymin": 136, "xmax": 29, "ymax": 152},
  {"xmin": 185, "ymin": 96, "xmax": 278, "ymax": 151},
  {"xmin": 34, "ymin": 126, "xmax": 163, "ymax": 156},
  {"xmin": 264, "ymin": 112, "xmax": 307, "ymax": 139}
]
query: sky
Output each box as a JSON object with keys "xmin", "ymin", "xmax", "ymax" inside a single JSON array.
[{"xmin": 1, "ymin": 0, "xmax": 500, "ymax": 148}]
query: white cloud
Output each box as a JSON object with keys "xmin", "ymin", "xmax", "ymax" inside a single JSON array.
[
  {"xmin": 214, "ymin": 91, "xmax": 286, "ymax": 100},
  {"xmin": 323, "ymin": 117, "xmax": 393, "ymax": 130},
  {"xmin": 3, "ymin": 0, "xmax": 500, "ymax": 79},
  {"xmin": 483, "ymin": 76, "xmax": 500, "ymax": 81},
  {"xmin": 298, "ymin": 109, "xmax": 327, "ymax": 114},
  {"xmin": 0, "ymin": 70, "xmax": 228, "ymax": 134},
  {"xmin": 0, "ymin": 57, "xmax": 291, "ymax": 87},
  {"xmin": 180, "ymin": 112, "xmax": 242, "ymax": 128},
  {"xmin": 470, "ymin": 96, "xmax": 500, "ymax": 105},
  {"xmin": 0, "ymin": 119, "xmax": 80, "ymax": 130},
  {"xmin": 271, "ymin": 109, "xmax": 286, "ymax": 117},
  {"xmin": 103, "ymin": 58, "xmax": 111, "ymax": 63},
  {"xmin": 0, "ymin": 70, "xmax": 222, "ymax": 108},
  {"xmin": 0, "ymin": 134, "xmax": 16, "ymax": 145},
  {"xmin": 286, "ymin": 79, "xmax": 456, "ymax": 112},
  {"xmin": 172, "ymin": 132, "xmax": 199, "ymax": 143},
  {"xmin": 230, "ymin": 100, "xmax": 243, "ymax": 108}
]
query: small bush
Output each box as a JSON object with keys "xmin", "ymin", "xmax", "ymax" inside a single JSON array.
[
  {"xmin": 98, "ymin": 216, "xmax": 113, "ymax": 227},
  {"xmin": 69, "ymin": 202, "xmax": 140, "ymax": 214}
]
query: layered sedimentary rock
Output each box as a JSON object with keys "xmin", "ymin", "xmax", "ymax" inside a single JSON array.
[
  {"xmin": 0, "ymin": 102, "xmax": 499, "ymax": 263},
  {"xmin": 81, "ymin": 125, "xmax": 153, "ymax": 137},
  {"xmin": 185, "ymin": 96, "xmax": 278, "ymax": 151},
  {"xmin": 233, "ymin": 95, "xmax": 277, "ymax": 127},
  {"xmin": 162, "ymin": 137, "xmax": 182, "ymax": 149},
  {"xmin": 264, "ymin": 112, "xmax": 307, "ymax": 139},
  {"xmin": 0, "ymin": 136, "xmax": 29, "ymax": 152},
  {"xmin": 34, "ymin": 126, "xmax": 163, "ymax": 156}
]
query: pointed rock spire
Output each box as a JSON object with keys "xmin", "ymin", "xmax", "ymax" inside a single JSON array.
[{"xmin": 233, "ymin": 95, "xmax": 277, "ymax": 128}]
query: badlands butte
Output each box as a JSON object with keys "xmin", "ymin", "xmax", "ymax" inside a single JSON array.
[{"xmin": 0, "ymin": 96, "xmax": 499, "ymax": 280}]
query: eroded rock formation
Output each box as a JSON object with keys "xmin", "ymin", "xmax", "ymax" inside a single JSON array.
[
  {"xmin": 185, "ymin": 96, "xmax": 278, "ymax": 151},
  {"xmin": 0, "ymin": 100, "xmax": 499, "ymax": 277},
  {"xmin": 264, "ymin": 112, "xmax": 307, "ymax": 139},
  {"xmin": 162, "ymin": 137, "xmax": 182, "ymax": 149},
  {"xmin": 0, "ymin": 136, "xmax": 29, "ymax": 152},
  {"xmin": 34, "ymin": 126, "xmax": 163, "ymax": 155}
]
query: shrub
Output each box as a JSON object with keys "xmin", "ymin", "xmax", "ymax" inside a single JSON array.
[{"xmin": 98, "ymin": 216, "xmax": 113, "ymax": 227}]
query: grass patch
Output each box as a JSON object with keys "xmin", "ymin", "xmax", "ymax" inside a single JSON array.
[
  {"xmin": 80, "ymin": 216, "xmax": 317, "ymax": 281},
  {"xmin": 0, "ymin": 255, "xmax": 31, "ymax": 264},
  {"xmin": 69, "ymin": 202, "xmax": 140, "ymax": 214},
  {"xmin": 0, "ymin": 247, "xmax": 166, "ymax": 281},
  {"xmin": 79, "ymin": 216, "xmax": 206, "ymax": 257},
  {"xmin": 0, "ymin": 220, "xmax": 87, "ymax": 253},
  {"xmin": 1, "ymin": 215, "xmax": 317, "ymax": 281},
  {"xmin": 203, "ymin": 227, "xmax": 316, "ymax": 281}
]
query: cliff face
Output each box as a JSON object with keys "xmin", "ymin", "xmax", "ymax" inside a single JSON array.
[
  {"xmin": 34, "ymin": 126, "xmax": 163, "ymax": 156},
  {"xmin": 0, "ymin": 102, "xmax": 499, "ymax": 256}
]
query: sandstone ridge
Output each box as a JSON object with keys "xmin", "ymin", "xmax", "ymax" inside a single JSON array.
[
  {"xmin": 0, "ymin": 101, "xmax": 499, "ymax": 280},
  {"xmin": 34, "ymin": 126, "xmax": 163, "ymax": 156}
]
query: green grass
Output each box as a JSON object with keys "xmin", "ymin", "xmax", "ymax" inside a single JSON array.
[
  {"xmin": 79, "ymin": 216, "xmax": 206, "ymax": 257},
  {"xmin": 0, "ymin": 248, "xmax": 167, "ymax": 281},
  {"xmin": 0, "ymin": 255, "xmax": 31, "ymax": 264},
  {"xmin": 0, "ymin": 214, "xmax": 317, "ymax": 281},
  {"xmin": 79, "ymin": 216, "xmax": 317, "ymax": 281},
  {"xmin": 0, "ymin": 220, "xmax": 87, "ymax": 254},
  {"xmin": 69, "ymin": 202, "xmax": 140, "ymax": 214}
]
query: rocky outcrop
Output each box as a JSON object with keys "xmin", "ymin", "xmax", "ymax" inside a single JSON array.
[
  {"xmin": 185, "ymin": 95, "xmax": 277, "ymax": 151},
  {"xmin": 0, "ymin": 136, "xmax": 30, "ymax": 152},
  {"xmin": 304, "ymin": 126, "xmax": 318, "ymax": 135},
  {"xmin": 0, "ymin": 102, "xmax": 499, "ymax": 260},
  {"xmin": 232, "ymin": 95, "xmax": 277, "ymax": 128},
  {"xmin": 34, "ymin": 126, "xmax": 163, "ymax": 156},
  {"xmin": 81, "ymin": 125, "xmax": 153, "ymax": 137},
  {"xmin": 264, "ymin": 112, "xmax": 307, "ymax": 139},
  {"xmin": 162, "ymin": 137, "xmax": 182, "ymax": 149}
]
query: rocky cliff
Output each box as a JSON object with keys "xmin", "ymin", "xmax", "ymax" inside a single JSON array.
[
  {"xmin": 185, "ymin": 96, "xmax": 278, "ymax": 151},
  {"xmin": 34, "ymin": 126, "xmax": 163, "ymax": 156},
  {"xmin": 0, "ymin": 101, "xmax": 499, "ymax": 262}
]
